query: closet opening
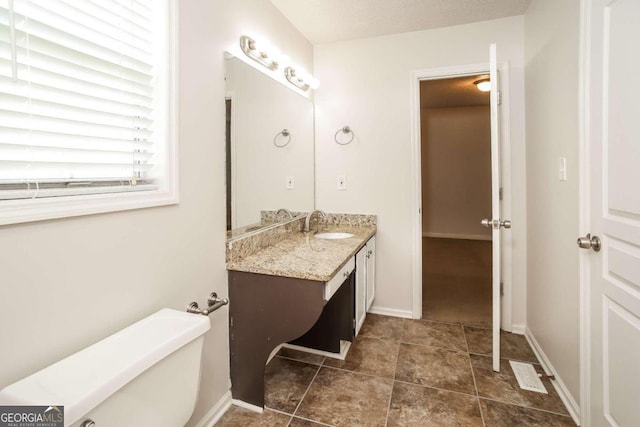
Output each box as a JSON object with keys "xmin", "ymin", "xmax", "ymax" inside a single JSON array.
[{"xmin": 420, "ymin": 75, "xmax": 493, "ymax": 328}]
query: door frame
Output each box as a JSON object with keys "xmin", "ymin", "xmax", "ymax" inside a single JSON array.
[
  {"xmin": 409, "ymin": 62, "xmax": 513, "ymax": 331},
  {"xmin": 578, "ymin": 1, "xmax": 590, "ymax": 425}
]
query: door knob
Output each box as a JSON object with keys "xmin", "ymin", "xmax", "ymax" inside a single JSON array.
[
  {"xmin": 481, "ymin": 219, "xmax": 511, "ymax": 229},
  {"xmin": 577, "ymin": 233, "xmax": 601, "ymax": 252}
]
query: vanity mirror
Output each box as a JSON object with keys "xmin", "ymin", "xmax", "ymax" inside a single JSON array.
[{"xmin": 225, "ymin": 55, "xmax": 315, "ymax": 234}]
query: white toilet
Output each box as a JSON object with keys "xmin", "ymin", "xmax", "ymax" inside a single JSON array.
[{"xmin": 0, "ymin": 308, "xmax": 210, "ymax": 427}]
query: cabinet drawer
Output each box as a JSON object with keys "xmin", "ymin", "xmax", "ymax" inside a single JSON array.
[{"xmin": 325, "ymin": 257, "xmax": 355, "ymax": 301}]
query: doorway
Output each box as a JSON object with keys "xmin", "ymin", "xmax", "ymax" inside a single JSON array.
[{"xmin": 419, "ymin": 75, "xmax": 492, "ymax": 328}]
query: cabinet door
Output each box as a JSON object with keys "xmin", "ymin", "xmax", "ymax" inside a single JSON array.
[
  {"xmin": 355, "ymin": 247, "xmax": 367, "ymax": 335},
  {"xmin": 366, "ymin": 236, "xmax": 376, "ymax": 311}
]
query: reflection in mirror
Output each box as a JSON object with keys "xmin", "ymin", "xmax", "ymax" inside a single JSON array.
[{"xmin": 225, "ymin": 55, "xmax": 315, "ymax": 235}]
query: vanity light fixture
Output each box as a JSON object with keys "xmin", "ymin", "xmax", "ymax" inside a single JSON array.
[
  {"xmin": 474, "ymin": 77, "xmax": 491, "ymax": 92},
  {"xmin": 239, "ymin": 35, "xmax": 319, "ymax": 91},
  {"xmin": 284, "ymin": 66, "xmax": 319, "ymax": 92},
  {"xmin": 240, "ymin": 35, "xmax": 279, "ymax": 70}
]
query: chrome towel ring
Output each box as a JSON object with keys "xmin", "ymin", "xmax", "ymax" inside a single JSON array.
[
  {"xmin": 334, "ymin": 126, "xmax": 354, "ymax": 145},
  {"xmin": 273, "ymin": 129, "xmax": 291, "ymax": 147}
]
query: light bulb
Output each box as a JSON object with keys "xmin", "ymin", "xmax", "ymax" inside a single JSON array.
[
  {"xmin": 474, "ymin": 78, "xmax": 491, "ymax": 92},
  {"xmin": 277, "ymin": 54, "xmax": 291, "ymax": 67},
  {"xmin": 308, "ymin": 77, "xmax": 320, "ymax": 90}
]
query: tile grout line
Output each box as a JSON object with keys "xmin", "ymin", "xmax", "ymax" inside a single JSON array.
[
  {"xmin": 391, "ymin": 377, "xmax": 482, "ymax": 399},
  {"xmin": 265, "ymin": 407, "xmax": 295, "ymax": 425},
  {"xmin": 466, "ymin": 352, "xmax": 542, "ymax": 366},
  {"xmin": 320, "ymin": 363, "xmax": 394, "ymax": 380},
  {"xmin": 384, "ymin": 317, "xmax": 404, "ymax": 427},
  {"xmin": 289, "ymin": 414, "xmax": 337, "ymax": 427},
  {"xmin": 265, "ymin": 355, "xmax": 326, "ymax": 425},
  {"xmin": 478, "ymin": 396, "xmax": 574, "ymax": 418},
  {"xmin": 463, "ymin": 325, "xmax": 487, "ymax": 427},
  {"xmin": 419, "ymin": 317, "xmax": 492, "ymax": 330},
  {"xmin": 288, "ymin": 361, "xmax": 323, "ymax": 424},
  {"xmin": 398, "ymin": 338, "xmax": 470, "ymax": 353},
  {"xmin": 275, "ymin": 354, "xmax": 325, "ymax": 367}
]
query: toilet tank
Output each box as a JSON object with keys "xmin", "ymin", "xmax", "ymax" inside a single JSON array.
[{"xmin": 0, "ymin": 309, "xmax": 211, "ymax": 427}]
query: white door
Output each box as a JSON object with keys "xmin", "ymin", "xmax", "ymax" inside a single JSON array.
[
  {"xmin": 355, "ymin": 246, "xmax": 367, "ymax": 335},
  {"xmin": 584, "ymin": 0, "xmax": 640, "ymax": 425},
  {"xmin": 366, "ymin": 236, "xmax": 376, "ymax": 311},
  {"xmin": 482, "ymin": 44, "xmax": 508, "ymax": 372}
]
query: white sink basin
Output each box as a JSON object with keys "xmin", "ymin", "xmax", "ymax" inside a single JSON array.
[{"xmin": 314, "ymin": 232, "xmax": 354, "ymax": 240}]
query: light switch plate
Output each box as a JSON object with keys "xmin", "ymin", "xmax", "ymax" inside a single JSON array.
[
  {"xmin": 286, "ymin": 176, "xmax": 294, "ymax": 189},
  {"xmin": 558, "ymin": 157, "xmax": 567, "ymax": 181},
  {"xmin": 337, "ymin": 175, "xmax": 347, "ymax": 190}
]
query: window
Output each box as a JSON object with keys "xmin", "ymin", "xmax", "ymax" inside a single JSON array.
[{"xmin": 0, "ymin": 0, "xmax": 177, "ymax": 224}]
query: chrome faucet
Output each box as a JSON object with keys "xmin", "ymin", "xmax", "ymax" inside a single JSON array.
[
  {"xmin": 276, "ymin": 208, "xmax": 294, "ymax": 219},
  {"xmin": 303, "ymin": 210, "xmax": 326, "ymax": 232}
]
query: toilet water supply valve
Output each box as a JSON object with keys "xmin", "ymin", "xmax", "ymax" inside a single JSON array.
[{"xmin": 187, "ymin": 292, "xmax": 229, "ymax": 316}]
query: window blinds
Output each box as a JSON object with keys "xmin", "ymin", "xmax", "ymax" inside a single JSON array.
[{"xmin": 0, "ymin": 0, "xmax": 159, "ymax": 199}]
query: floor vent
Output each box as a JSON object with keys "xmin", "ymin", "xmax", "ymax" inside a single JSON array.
[{"xmin": 509, "ymin": 361, "xmax": 548, "ymax": 394}]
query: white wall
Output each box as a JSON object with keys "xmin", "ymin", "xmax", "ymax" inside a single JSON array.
[
  {"xmin": 524, "ymin": 0, "xmax": 581, "ymax": 403},
  {"xmin": 314, "ymin": 16, "xmax": 527, "ymax": 324},
  {"xmin": 226, "ymin": 57, "xmax": 314, "ymax": 228},
  {"xmin": 0, "ymin": 1, "xmax": 313, "ymax": 425},
  {"xmin": 421, "ymin": 106, "xmax": 492, "ymax": 240}
]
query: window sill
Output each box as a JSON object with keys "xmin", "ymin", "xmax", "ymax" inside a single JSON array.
[{"xmin": 0, "ymin": 187, "xmax": 179, "ymax": 226}]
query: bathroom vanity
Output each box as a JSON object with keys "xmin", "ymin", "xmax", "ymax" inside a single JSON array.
[{"xmin": 226, "ymin": 214, "xmax": 376, "ymax": 408}]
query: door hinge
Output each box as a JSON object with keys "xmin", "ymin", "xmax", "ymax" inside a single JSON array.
[
  {"xmin": 500, "ymin": 282, "xmax": 504, "ymax": 297},
  {"xmin": 497, "ymin": 91, "xmax": 502, "ymax": 105},
  {"xmin": 499, "ymin": 187, "xmax": 503, "ymax": 201}
]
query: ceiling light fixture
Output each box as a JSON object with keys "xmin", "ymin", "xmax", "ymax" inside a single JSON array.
[{"xmin": 474, "ymin": 78, "xmax": 491, "ymax": 92}]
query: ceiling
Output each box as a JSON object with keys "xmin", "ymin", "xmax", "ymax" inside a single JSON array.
[
  {"xmin": 270, "ymin": 0, "xmax": 531, "ymax": 44},
  {"xmin": 420, "ymin": 75, "xmax": 490, "ymax": 109}
]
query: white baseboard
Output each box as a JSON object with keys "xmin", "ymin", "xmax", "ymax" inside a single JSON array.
[
  {"xmin": 511, "ymin": 324, "xmax": 526, "ymax": 335},
  {"xmin": 282, "ymin": 341, "xmax": 351, "ymax": 361},
  {"xmin": 422, "ymin": 232, "xmax": 492, "ymax": 241},
  {"xmin": 193, "ymin": 390, "xmax": 232, "ymax": 427},
  {"xmin": 231, "ymin": 399, "xmax": 264, "ymax": 413},
  {"xmin": 368, "ymin": 306, "xmax": 413, "ymax": 319},
  {"xmin": 525, "ymin": 328, "xmax": 580, "ymax": 425},
  {"xmin": 267, "ymin": 344, "xmax": 283, "ymax": 365}
]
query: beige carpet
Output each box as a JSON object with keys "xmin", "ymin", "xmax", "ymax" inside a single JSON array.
[{"xmin": 422, "ymin": 237, "xmax": 492, "ymax": 328}]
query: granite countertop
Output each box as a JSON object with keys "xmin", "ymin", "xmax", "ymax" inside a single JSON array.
[
  {"xmin": 226, "ymin": 224, "xmax": 376, "ymax": 282},
  {"xmin": 226, "ymin": 220, "xmax": 279, "ymax": 239}
]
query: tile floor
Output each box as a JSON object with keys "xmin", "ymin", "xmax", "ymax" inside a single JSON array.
[{"xmin": 215, "ymin": 314, "xmax": 576, "ymax": 427}]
